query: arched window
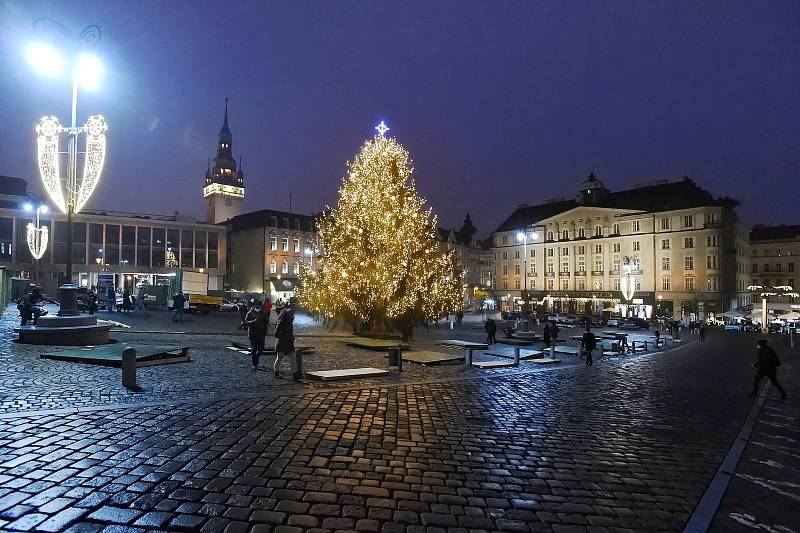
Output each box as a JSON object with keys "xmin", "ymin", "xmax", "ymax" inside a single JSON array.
[
  {"xmin": 613, "ymin": 223, "xmax": 619, "ymax": 235},
  {"xmin": 578, "ymin": 228, "xmax": 585, "ymax": 238},
  {"xmin": 595, "ymin": 225, "xmax": 603, "ymax": 237},
  {"xmin": 269, "ymin": 261, "xmax": 276, "ymax": 274},
  {"xmin": 562, "ymin": 230, "xmax": 569, "ymax": 240},
  {"xmin": 547, "ymin": 231, "xmax": 554, "ymax": 241},
  {"xmin": 282, "ymin": 261, "xmax": 289, "ymax": 274},
  {"xmin": 293, "ymin": 262, "xmax": 299, "ymax": 274}
]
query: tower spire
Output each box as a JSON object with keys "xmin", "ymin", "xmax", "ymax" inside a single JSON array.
[{"xmin": 223, "ymin": 97, "xmax": 229, "ymax": 130}]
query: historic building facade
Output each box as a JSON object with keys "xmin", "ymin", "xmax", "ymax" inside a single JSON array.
[
  {"xmin": 437, "ymin": 214, "xmax": 484, "ymax": 309},
  {"xmin": 226, "ymin": 209, "xmax": 318, "ymax": 301},
  {"xmin": 204, "ymin": 99, "xmax": 245, "ymax": 224},
  {"xmin": 490, "ymin": 175, "xmax": 750, "ymax": 320},
  {"xmin": 750, "ymin": 225, "xmax": 800, "ymax": 314}
]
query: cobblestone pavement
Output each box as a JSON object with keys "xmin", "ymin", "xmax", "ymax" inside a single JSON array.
[
  {"xmin": 3, "ymin": 305, "xmax": 796, "ymax": 532},
  {"xmin": 712, "ymin": 335, "xmax": 800, "ymax": 533}
]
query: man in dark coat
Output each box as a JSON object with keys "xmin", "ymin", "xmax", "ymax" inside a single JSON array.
[
  {"xmin": 485, "ymin": 318, "xmax": 496, "ymax": 345},
  {"xmin": 245, "ymin": 300, "xmax": 268, "ymax": 370},
  {"xmin": 543, "ymin": 321, "xmax": 552, "ymax": 348},
  {"xmin": 750, "ymin": 339, "xmax": 787, "ymax": 398},
  {"xmin": 581, "ymin": 326, "xmax": 597, "ymax": 366},
  {"xmin": 273, "ymin": 306, "xmax": 298, "ymax": 379}
]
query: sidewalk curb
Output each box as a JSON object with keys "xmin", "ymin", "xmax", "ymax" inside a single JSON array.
[{"xmin": 682, "ymin": 385, "xmax": 769, "ymax": 533}]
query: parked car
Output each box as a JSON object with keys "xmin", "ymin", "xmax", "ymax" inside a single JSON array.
[
  {"xmin": 624, "ymin": 317, "xmax": 650, "ymax": 329},
  {"xmin": 724, "ymin": 323, "xmax": 743, "ymax": 332},
  {"xmin": 606, "ymin": 318, "xmax": 622, "ymax": 327}
]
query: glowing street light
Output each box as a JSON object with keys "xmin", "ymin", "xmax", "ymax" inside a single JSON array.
[
  {"xmin": 29, "ymin": 19, "xmax": 107, "ymax": 316},
  {"xmin": 516, "ymin": 229, "xmax": 538, "ymax": 314}
]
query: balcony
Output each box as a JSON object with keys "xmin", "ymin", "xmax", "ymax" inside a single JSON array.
[
  {"xmin": 575, "ymin": 271, "xmax": 587, "ymax": 277},
  {"xmin": 704, "ymin": 222, "xmax": 722, "ymax": 228},
  {"xmin": 591, "ymin": 270, "xmax": 604, "ymax": 276},
  {"xmin": 609, "ymin": 269, "xmax": 620, "ymax": 275},
  {"xmin": 545, "ymin": 272, "xmax": 555, "ymax": 278},
  {"xmin": 560, "ymin": 271, "xmax": 570, "ymax": 276}
]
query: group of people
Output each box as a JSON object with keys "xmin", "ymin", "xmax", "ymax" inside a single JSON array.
[
  {"xmin": 240, "ymin": 298, "xmax": 299, "ymax": 379},
  {"xmin": 17, "ymin": 284, "xmax": 58, "ymax": 326}
]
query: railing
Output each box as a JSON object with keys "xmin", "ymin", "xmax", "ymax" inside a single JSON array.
[
  {"xmin": 592, "ymin": 270, "xmax": 604, "ymax": 275},
  {"xmin": 575, "ymin": 271, "xmax": 587, "ymax": 276}
]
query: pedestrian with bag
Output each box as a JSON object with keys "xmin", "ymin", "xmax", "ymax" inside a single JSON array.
[
  {"xmin": 750, "ymin": 339, "xmax": 788, "ymax": 399},
  {"xmin": 273, "ymin": 305, "xmax": 300, "ymax": 380},
  {"xmin": 581, "ymin": 326, "xmax": 597, "ymax": 366},
  {"xmin": 245, "ymin": 300, "xmax": 268, "ymax": 370}
]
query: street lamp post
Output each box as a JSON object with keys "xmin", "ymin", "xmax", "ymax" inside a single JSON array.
[
  {"xmin": 516, "ymin": 228, "xmax": 539, "ymax": 315},
  {"xmin": 29, "ymin": 20, "xmax": 107, "ymax": 316}
]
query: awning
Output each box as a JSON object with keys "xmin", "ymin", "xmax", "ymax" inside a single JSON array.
[{"xmin": 270, "ymin": 278, "xmax": 297, "ymax": 292}]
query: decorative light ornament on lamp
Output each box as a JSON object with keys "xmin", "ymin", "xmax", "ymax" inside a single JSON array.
[
  {"xmin": 620, "ymin": 256, "xmax": 637, "ymax": 301},
  {"xmin": 24, "ymin": 204, "xmax": 49, "ymax": 260}
]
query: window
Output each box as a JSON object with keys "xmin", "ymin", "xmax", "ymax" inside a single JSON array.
[
  {"xmin": 502, "ymin": 264, "xmax": 508, "ymax": 275},
  {"xmin": 684, "ymin": 276, "xmax": 695, "ymax": 291},
  {"xmin": 530, "ymin": 248, "xmax": 535, "ymax": 258},
  {"xmin": 503, "ymin": 280, "xmax": 508, "ymax": 289},
  {"xmin": 578, "ymin": 228, "xmax": 585, "ymax": 238},
  {"xmin": 546, "ymin": 248, "xmax": 554, "ymax": 257},
  {"xmin": 547, "ymin": 231, "xmax": 554, "ymax": 241},
  {"xmin": 281, "ymin": 237, "xmax": 289, "ymax": 251},
  {"xmin": 662, "ymin": 277, "xmax": 671, "ymax": 290},
  {"xmin": 560, "ymin": 258, "xmax": 569, "ymax": 273},
  {"xmin": 613, "ymin": 243, "xmax": 620, "ymax": 253},
  {"xmin": 632, "ymin": 241, "xmax": 640, "ymax": 252},
  {"xmin": 546, "ymin": 260, "xmax": 554, "ymax": 274},
  {"xmin": 577, "ymin": 279, "xmax": 586, "ymax": 290},
  {"xmin": 594, "ymin": 258, "xmax": 603, "ymax": 272},
  {"xmin": 752, "ymin": 264, "xmax": 758, "ymax": 273},
  {"xmin": 707, "ymin": 255, "xmax": 719, "ymax": 270},
  {"xmin": 269, "ymin": 236, "xmax": 277, "ymax": 250},
  {"xmin": 514, "ymin": 264, "xmax": 520, "ymax": 275},
  {"xmin": 293, "ymin": 238, "xmax": 300, "ymax": 252},
  {"xmin": 613, "ymin": 223, "xmax": 620, "ymax": 234},
  {"xmin": 531, "ymin": 280, "xmax": 536, "ymax": 290},
  {"xmin": 514, "ymin": 279, "xmax": 520, "ymax": 289},
  {"xmin": 612, "ymin": 257, "xmax": 620, "ymax": 272},
  {"xmin": 560, "ymin": 279, "xmax": 569, "ymax": 290},
  {"xmin": 660, "ymin": 218, "xmax": 671, "ymax": 230},
  {"xmin": 502, "ymin": 251, "xmax": 508, "ymax": 260},
  {"xmin": 661, "ymin": 239, "xmax": 670, "ymax": 250},
  {"xmin": 577, "ymin": 245, "xmax": 585, "ymax": 255},
  {"xmin": 594, "ymin": 280, "xmax": 603, "ymax": 290},
  {"xmin": 683, "ymin": 215, "xmax": 695, "ymax": 228},
  {"xmin": 293, "ymin": 262, "xmax": 300, "ymax": 274},
  {"xmin": 561, "ymin": 247, "xmax": 569, "ymax": 256},
  {"xmin": 547, "ymin": 279, "xmax": 554, "ymax": 290},
  {"xmin": 707, "ymin": 277, "xmax": 718, "ymax": 291},
  {"xmin": 577, "ymin": 258, "xmax": 585, "ymax": 272},
  {"xmin": 282, "ymin": 261, "xmax": 289, "ymax": 273},
  {"xmin": 595, "ymin": 226, "xmax": 602, "ymax": 237},
  {"xmin": 514, "ymin": 250, "xmax": 520, "ymax": 259},
  {"xmin": 502, "ymin": 236, "xmax": 508, "ymax": 245},
  {"xmin": 684, "ymin": 256, "xmax": 694, "ymax": 270},
  {"xmin": 269, "ymin": 261, "xmax": 277, "ymax": 273},
  {"xmin": 612, "ymin": 278, "xmax": 620, "ymax": 290},
  {"xmin": 776, "ymin": 263, "xmax": 782, "ymax": 272},
  {"xmin": 631, "ymin": 220, "xmax": 640, "ymax": 232},
  {"xmin": 684, "ymin": 237, "xmax": 694, "ymax": 248},
  {"xmin": 790, "ymin": 263, "xmax": 795, "ymax": 272},
  {"xmin": 562, "ymin": 230, "xmax": 568, "ymax": 240},
  {"xmin": 707, "ymin": 235, "xmax": 719, "ymax": 247},
  {"xmin": 662, "ymin": 257, "xmax": 670, "ymax": 271},
  {"xmin": 594, "ymin": 244, "xmax": 602, "ymax": 254}
]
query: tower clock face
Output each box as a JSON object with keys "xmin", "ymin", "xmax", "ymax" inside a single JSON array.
[{"xmin": 225, "ymin": 198, "xmax": 233, "ymax": 206}]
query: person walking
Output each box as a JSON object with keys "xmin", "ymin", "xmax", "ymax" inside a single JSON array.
[
  {"xmin": 699, "ymin": 324, "xmax": 706, "ymax": 342},
  {"xmin": 134, "ymin": 285, "xmax": 147, "ymax": 315},
  {"xmin": 262, "ymin": 297, "xmax": 273, "ymax": 326},
  {"xmin": 581, "ymin": 326, "xmax": 597, "ymax": 366},
  {"xmin": 105, "ymin": 284, "xmax": 115, "ymax": 313},
  {"xmin": 750, "ymin": 339, "xmax": 788, "ymax": 399},
  {"xmin": 88, "ymin": 289, "xmax": 98, "ymax": 315},
  {"xmin": 543, "ymin": 321, "xmax": 552, "ymax": 348},
  {"xmin": 121, "ymin": 288, "xmax": 132, "ymax": 315},
  {"xmin": 273, "ymin": 305, "xmax": 299, "ymax": 380},
  {"xmin": 245, "ymin": 300, "xmax": 268, "ymax": 370},
  {"xmin": 550, "ymin": 321, "xmax": 560, "ymax": 359},
  {"xmin": 484, "ymin": 317, "xmax": 496, "ymax": 345},
  {"xmin": 172, "ymin": 291, "xmax": 185, "ymax": 323},
  {"xmin": 654, "ymin": 329, "xmax": 661, "ymax": 348}
]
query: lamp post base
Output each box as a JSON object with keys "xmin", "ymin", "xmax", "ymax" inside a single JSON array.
[{"xmin": 57, "ymin": 284, "xmax": 81, "ymax": 317}]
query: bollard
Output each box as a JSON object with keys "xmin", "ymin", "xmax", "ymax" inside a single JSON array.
[
  {"xmin": 295, "ymin": 350, "xmax": 303, "ymax": 380},
  {"xmin": 397, "ymin": 344, "xmax": 403, "ymax": 373},
  {"xmin": 466, "ymin": 348, "xmax": 473, "ymax": 367},
  {"xmin": 122, "ymin": 347, "xmax": 137, "ymax": 389},
  {"xmin": 513, "ymin": 346, "xmax": 520, "ymax": 367}
]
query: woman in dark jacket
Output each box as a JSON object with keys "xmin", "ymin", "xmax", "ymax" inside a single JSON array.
[{"xmin": 273, "ymin": 307, "xmax": 298, "ymax": 379}]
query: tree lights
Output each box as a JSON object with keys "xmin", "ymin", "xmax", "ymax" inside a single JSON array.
[{"xmin": 297, "ymin": 123, "xmax": 464, "ymax": 328}]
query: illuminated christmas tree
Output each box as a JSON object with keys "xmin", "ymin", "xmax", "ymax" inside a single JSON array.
[{"xmin": 298, "ymin": 122, "xmax": 464, "ymax": 330}]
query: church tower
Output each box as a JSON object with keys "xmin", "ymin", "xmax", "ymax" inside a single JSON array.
[{"xmin": 203, "ymin": 99, "xmax": 245, "ymax": 223}]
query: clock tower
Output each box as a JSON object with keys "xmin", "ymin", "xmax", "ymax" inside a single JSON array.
[{"xmin": 204, "ymin": 98, "xmax": 245, "ymax": 223}]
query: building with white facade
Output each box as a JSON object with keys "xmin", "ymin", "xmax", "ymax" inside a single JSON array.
[
  {"xmin": 490, "ymin": 174, "xmax": 750, "ymax": 320},
  {"xmin": 750, "ymin": 225, "xmax": 800, "ymax": 315}
]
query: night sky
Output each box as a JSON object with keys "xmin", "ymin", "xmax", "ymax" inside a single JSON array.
[{"xmin": 0, "ymin": 1, "xmax": 798, "ymax": 236}]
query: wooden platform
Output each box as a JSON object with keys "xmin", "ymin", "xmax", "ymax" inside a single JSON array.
[
  {"xmin": 394, "ymin": 351, "xmax": 464, "ymax": 365},
  {"xmin": 41, "ymin": 344, "xmax": 190, "ymax": 367},
  {"xmin": 497, "ymin": 338, "xmax": 534, "ymax": 346},
  {"xmin": 305, "ymin": 367, "xmax": 390, "ymax": 381},
  {"xmin": 472, "ymin": 360, "xmax": 516, "ymax": 369},
  {"xmin": 346, "ymin": 338, "xmax": 409, "ymax": 350},
  {"xmin": 440, "ymin": 339, "xmax": 488, "ymax": 349}
]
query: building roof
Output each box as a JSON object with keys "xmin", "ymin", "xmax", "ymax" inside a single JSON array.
[
  {"xmin": 496, "ymin": 177, "xmax": 726, "ymax": 232},
  {"xmin": 228, "ymin": 209, "xmax": 318, "ymax": 232},
  {"xmin": 750, "ymin": 225, "xmax": 800, "ymax": 242},
  {"xmin": 0, "ymin": 176, "xmax": 29, "ymax": 197}
]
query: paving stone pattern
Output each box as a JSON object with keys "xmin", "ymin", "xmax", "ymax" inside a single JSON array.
[{"xmin": 0, "ymin": 328, "xmax": 774, "ymax": 532}]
